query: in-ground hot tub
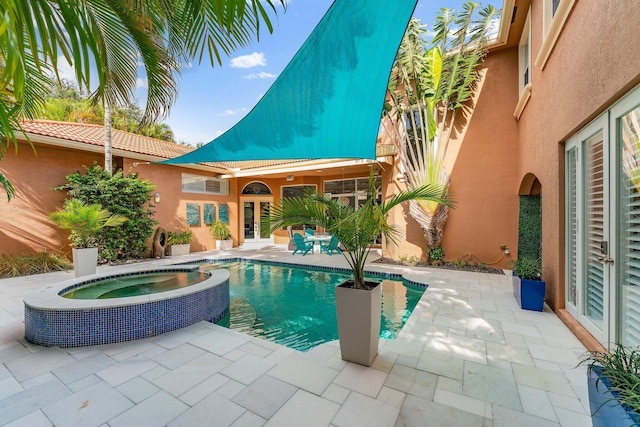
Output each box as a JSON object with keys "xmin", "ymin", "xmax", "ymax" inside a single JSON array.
[{"xmin": 24, "ymin": 266, "xmax": 230, "ymax": 347}]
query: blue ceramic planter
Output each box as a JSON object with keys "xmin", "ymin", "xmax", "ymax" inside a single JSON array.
[
  {"xmin": 588, "ymin": 365, "xmax": 640, "ymax": 427},
  {"xmin": 512, "ymin": 275, "xmax": 545, "ymax": 311}
]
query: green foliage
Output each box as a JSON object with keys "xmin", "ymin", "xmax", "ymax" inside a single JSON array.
[
  {"xmin": 0, "ymin": 0, "xmax": 283, "ymax": 199},
  {"xmin": 518, "ymin": 195, "xmax": 542, "ymax": 260},
  {"xmin": 48, "ymin": 199, "xmax": 126, "ymax": 248},
  {"xmin": 53, "ymin": 164, "xmax": 156, "ymax": 261},
  {"xmin": 167, "ymin": 230, "xmax": 193, "ymax": 245},
  {"xmin": 510, "ymin": 257, "xmax": 542, "ymax": 281},
  {"xmin": 0, "ymin": 251, "xmax": 72, "ymax": 278},
  {"xmin": 399, "ymin": 255, "xmax": 419, "ymax": 265},
  {"xmin": 428, "ymin": 245, "xmax": 445, "ymax": 261},
  {"xmin": 210, "ymin": 221, "xmax": 232, "ymax": 240},
  {"xmin": 580, "ymin": 343, "xmax": 640, "ymax": 416},
  {"xmin": 266, "ymin": 170, "xmax": 451, "ymax": 289}
]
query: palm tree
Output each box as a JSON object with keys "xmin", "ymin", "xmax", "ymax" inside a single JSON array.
[
  {"xmin": 0, "ymin": 0, "xmax": 284, "ymax": 195},
  {"xmin": 382, "ymin": 2, "xmax": 496, "ymax": 258},
  {"xmin": 265, "ymin": 171, "xmax": 452, "ymax": 289}
]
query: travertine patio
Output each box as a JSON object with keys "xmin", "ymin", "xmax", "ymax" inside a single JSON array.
[{"xmin": 0, "ymin": 246, "xmax": 592, "ymax": 426}]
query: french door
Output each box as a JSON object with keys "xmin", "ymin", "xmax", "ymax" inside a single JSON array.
[
  {"xmin": 565, "ymin": 86, "xmax": 640, "ymax": 347},
  {"xmin": 241, "ymin": 198, "xmax": 272, "ymax": 243}
]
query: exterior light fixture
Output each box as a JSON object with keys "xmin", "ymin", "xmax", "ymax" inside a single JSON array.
[
  {"xmin": 154, "ymin": 192, "xmax": 161, "ymax": 203},
  {"xmin": 285, "ymin": 175, "xmax": 295, "ymax": 182}
]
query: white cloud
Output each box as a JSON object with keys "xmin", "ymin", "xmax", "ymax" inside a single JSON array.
[
  {"xmin": 219, "ymin": 108, "xmax": 249, "ymax": 116},
  {"xmin": 244, "ymin": 71, "xmax": 277, "ymax": 80},
  {"xmin": 230, "ymin": 52, "xmax": 266, "ymax": 68},
  {"xmin": 136, "ymin": 78, "xmax": 148, "ymax": 89},
  {"xmin": 56, "ymin": 55, "xmax": 76, "ymax": 83}
]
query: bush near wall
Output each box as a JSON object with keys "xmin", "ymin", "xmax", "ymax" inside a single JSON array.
[
  {"xmin": 518, "ymin": 195, "xmax": 542, "ymax": 261},
  {"xmin": 53, "ymin": 164, "xmax": 157, "ymax": 262}
]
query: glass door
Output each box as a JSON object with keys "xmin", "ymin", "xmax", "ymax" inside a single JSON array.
[{"xmin": 242, "ymin": 198, "xmax": 272, "ymax": 243}]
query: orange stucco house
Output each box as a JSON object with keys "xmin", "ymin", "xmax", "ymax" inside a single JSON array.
[{"xmin": 1, "ymin": 0, "xmax": 639, "ymax": 351}]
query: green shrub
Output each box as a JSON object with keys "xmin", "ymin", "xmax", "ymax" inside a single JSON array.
[
  {"xmin": 53, "ymin": 163, "xmax": 157, "ymax": 262},
  {"xmin": 510, "ymin": 257, "xmax": 541, "ymax": 280},
  {"xmin": 0, "ymin": 252, "xmax": 72, "ymax": 278},
  {"xmin": 167, "ymin": 230, "xmax": 193, "ymax": 245},
  {"xmin": 580, "ymin": 343, "xmax": 640, "ymax": 417},
  {"xmin": 518, "ymin": 195, "xmax": 542, "ymax": 260},
  {"xmin": 428, "ymin": 245, "xmax": 445, "ymax": 261},
  {"xmin": 210, "ymin": 220, "xmax": 232, "ymax": 240}
]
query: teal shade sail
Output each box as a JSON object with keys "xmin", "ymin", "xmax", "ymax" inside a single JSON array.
[{"xmin": 162, "ymin": 0, "xmax": 418, "ymax": 164}]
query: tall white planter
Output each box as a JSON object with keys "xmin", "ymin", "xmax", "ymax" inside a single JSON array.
[
  {"xmin": 72, "ymin": 247, "xmax": 98, "ymax": 277},
  {"xmin": 216, "ymin": 239, "xmax": 233, "ymax": 250},
  {"xmin": 335, "ymin": 280, "xmax": 382, "ymax": 366}
]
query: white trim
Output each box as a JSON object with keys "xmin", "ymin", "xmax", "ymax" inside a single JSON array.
[
  {"xmin": 514, "ymin": 83, "xmax": 532, "ymax": 119},
  {"xmin": 535, "ymin": 0, "xmax": 577, "ymax": 70}
]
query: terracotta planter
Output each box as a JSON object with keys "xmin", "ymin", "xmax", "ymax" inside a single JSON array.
[
  {"xmin": 512, "ymin": 275, "xmax": 545, "ymax": 311},
  {"xmin": 72, "ymin": 247, "xmax": 98, "ymax": 277},
  {"xmin": 216, "ymin": 239, "xmax": 233, "ymax": 250},
  {"xmin": 168, "ymin": 243, "xmax": 190, "ymax": 257},
  {"xmin": 588, "ymin": 365, "xmax": 640, "ymax": 427},
  {"xmin": 334, "ymin": 280, "xmax": 381, "ymax": 366}
]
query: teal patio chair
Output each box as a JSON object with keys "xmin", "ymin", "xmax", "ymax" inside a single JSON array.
[
  {"xmin": 320, "ymin": 236, "xmax": 342, "ymax": 256},
  {"xmin": 304, "ymin": 228, "xmax": 315, "ymax": 238},
  {"xmin": 293, "ymin": 233, "xmax": 314, "ymax": 255}
]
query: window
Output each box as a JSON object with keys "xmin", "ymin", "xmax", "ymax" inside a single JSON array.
[
  {"xmin": 518, "ymin": 9, "xmax": 531, "ymax": 91},
  {"xmin": 182, "ymin": 174, "xmax": 229, "ymax": 195},
  {"xmin": 324, "ymin": 176, "xmax": 382, "ymax": 209},
  {"xmin": 281, "ymin": 185, "xmax": 316, "ymax": 199},
  {"xmin": 564, "ymin": 86, "xmax": 640, "ymax": 347},
  {"xmin": 514, "ymin": 7, "xmax": 532, "ymax": 119},
  {"xmin": 536, "ymin": 0, "xmax": 577, "ymax": 69}
]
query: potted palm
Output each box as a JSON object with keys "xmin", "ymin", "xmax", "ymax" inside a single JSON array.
[
  {"xmin": 580, "ymin": 343, "xmax": 640, "ymax": 427},
  {"xmin": 211, "ymin": 220, "xmax": 233, "ymax": 250},
  {"xmin": 167, "ymin": 230, "xmax": 193, "ymax": 256},
  {"xmin": 265, "ymin": 171, "xmax": 450, "ymax": 366},
  {"xmin": 48, "ymin": 199, "xmax": 126, "ymax": 277},
  {"xmin": 510, "ymin": 257, "xmax": 545, "ymax": 311}
]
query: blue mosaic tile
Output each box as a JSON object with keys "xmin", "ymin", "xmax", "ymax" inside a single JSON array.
[{"xmin": 25, "ymin": 275, "xmax": 229, "ymax": 348}]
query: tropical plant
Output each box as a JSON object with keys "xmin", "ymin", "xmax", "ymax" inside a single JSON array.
[
  {"xmin": 53, "ymin": 164, "xmax": 157, "ymax": 261},
  {"xmin": 580, "ymin": 343, "xmax": 640, "ymax": 417},
  {"xmin": 510, "ymin": 257, "xmax": 542, "ymax": 281},
  {"xmin": 0, "ymin": 0, "xmax": 284, "ymax": 196},
  {"xmin": 381, "ymin": 3, "xmax": 497, "ymax": 252},
  {"xmin": 167, "ymin": 230, "xmax": 194, "ymax": 245},
  {"xmin": 265, "ymin": 171, "xmax": 451, "ymax": 289},
  {"xmin": 210, "ymin": 221, "xmax": 232, "ymax": 240},
  {"xmin": 428, "ymin": 245, "xmax": 446, "ymax": 261},
  {"xmin": 48, "ymin": 199, "xmax": 126, "ymax": 248}
]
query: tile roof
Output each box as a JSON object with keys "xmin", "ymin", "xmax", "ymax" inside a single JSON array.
[{"xmin": 18, "ymin": 120, "xmax": 308, "ymax": 171}]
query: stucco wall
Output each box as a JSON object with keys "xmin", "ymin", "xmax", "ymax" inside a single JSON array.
[
  {"xmin": 517, "ymin": 0, "xmax": 640, "ymax": 309},
  {"xmin": 387, "ymin": 49, "xmax": 522, "ymax": 268}
]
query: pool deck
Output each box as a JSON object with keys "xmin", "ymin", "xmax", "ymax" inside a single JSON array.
[{"xmin": 0, "ymin": 245, "xmax": 592, "ymax": 426}]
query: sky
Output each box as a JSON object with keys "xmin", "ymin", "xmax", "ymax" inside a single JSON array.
[{"xmin": 134, "ymin": 0, "xmax": 502, "ymax": 145}]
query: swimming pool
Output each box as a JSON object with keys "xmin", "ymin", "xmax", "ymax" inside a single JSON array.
[{"xmin": 201, "ymin": 261, "xmax": 426, "ymax": 351}]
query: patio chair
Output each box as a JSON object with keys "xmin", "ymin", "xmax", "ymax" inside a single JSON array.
[
  {"xmin": 320, "ymin": 235, "xmax": 342, "ymax": 256},
  {"xmin": 304, "ymin": 228, "xmax": 315, "ymax": 238},
  {"xmin": 287, "ymin": 226, "xmax": 295, "ymax": 250},
  {"xmin": 293, "ymin": 233, "xmax": 314, "ymax": 255}
]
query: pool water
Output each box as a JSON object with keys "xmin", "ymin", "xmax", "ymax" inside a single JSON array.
[
  {"xmin": 62, "ymin": 271, "xmax": 210, "ymax": 299},
  {"xmin": 204, "ymin": 261, "xmax": 425, "ymax": 351}
]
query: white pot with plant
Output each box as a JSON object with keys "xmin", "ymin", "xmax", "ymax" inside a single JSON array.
[
  {"xmin": 265, "ymin": 171, "xmax": 451, "ymax": 366},
  {"xmin": 167, "ymin": 230, "xmax": 193, "ymax": 256},
  {"xmin": 211, "ymin": 220, "xmax": 233, "ymax": 250},
  {"xmin": 48, "ymin": 199, "xmax": 126, "ymax": 277}
]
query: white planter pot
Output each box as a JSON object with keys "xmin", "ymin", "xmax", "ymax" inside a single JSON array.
[
  {"xmin": 72, "ymin": 247, "xmax": 98, "ymax": 277},
  {"xmin": 216, "ymin": 239, "xmax": 233, "ymax": 250},
  {"xmin": 334, "ymin": 280, "xmax": 382, "ymax": 366},
  {"xmin": 169, "ymin": 243, "xmax": 191, "ymax": 257}
]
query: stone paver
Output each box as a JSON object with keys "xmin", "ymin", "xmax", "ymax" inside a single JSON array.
[{"xmin": 0, "ymin": 247, "xmax": 592, "ymax": 426}]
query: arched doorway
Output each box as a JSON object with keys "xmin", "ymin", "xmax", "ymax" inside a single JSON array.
[
  {"xmin": 518, "ymin": 173, "xmax": 542, "ymax": 261},
  {"xmin": 241, "ymin": 182, "xmax": 273, "ymax": 243}
]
